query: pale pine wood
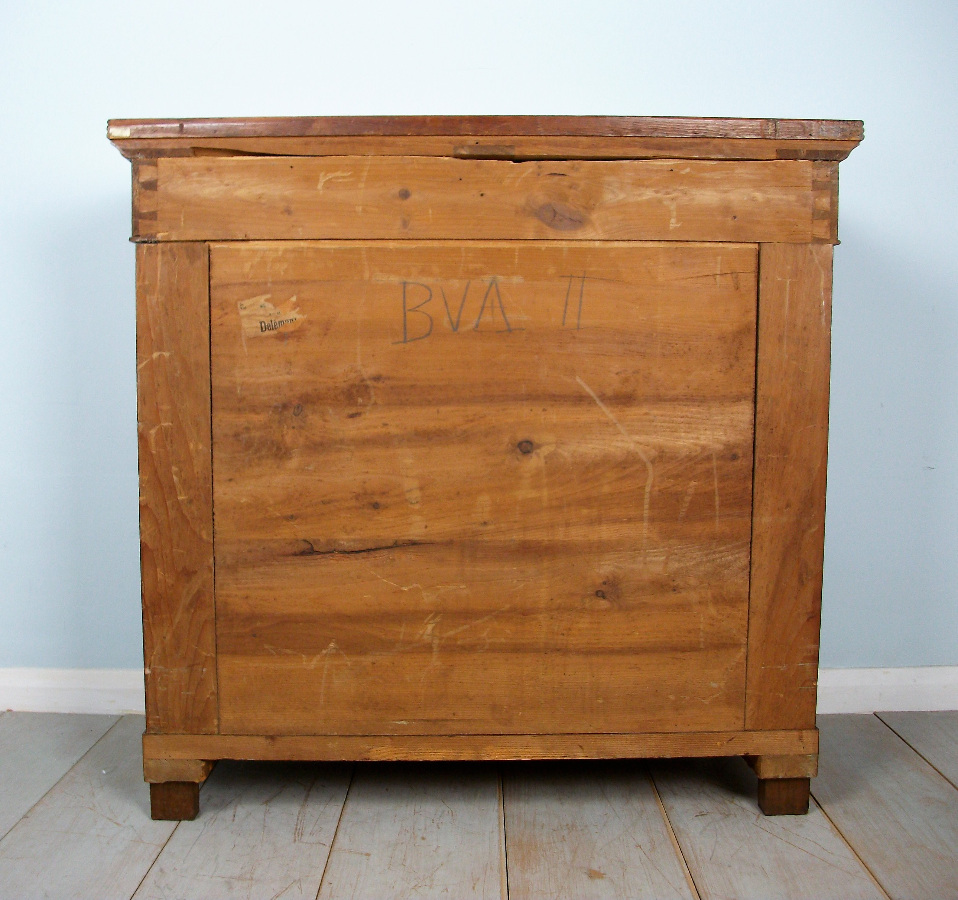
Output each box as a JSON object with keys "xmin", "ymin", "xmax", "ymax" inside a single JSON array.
[
  {"xmin": 746, "ymin": 243, "xmax": 833, "ymax": 731},
  {"xmin": 811, "ymin": 161, "xmax": 840, "ymax": 243},
  {"xmin": 138, "ymin": 156, "xmax": 823, "ymax": 243},
  {"xmin": 0, "ymin": 712, "xmax": 117, "ymax": 840},
  {"xmin": 210, "ymin": 240, "xmax": 756, "ymax": 737},
  {"xmin": 652, "ymin": 757, "xmax": 887, "ymax": 900},
  {"xmin": 134, "ymin": 761, "xmax": 351, "ymax": 899},
  {"xmin": 143, "ymin": 728, "xmax": 818, "ymax": 763},
  {"xmin": 0, "ymin": 716, "xmax": 176, "ymax": 899},
  {"xmin": 876, "ymin": 710, "xmax": 958, "ymax": 788},
  {"xmin": 143, "ymin": 757, "xmax": 213, "ymax": 783},
  {"xmin": 746, "ymin": 753, "xmax": 818, "ymax": 779},
  {"xmin": 503, "ymin": 761, "xmax": 694, "ymax": 899},
  {"xmin": 217, "ymin": 644, "xmax": 747, "ymax": 737},
  {"xmin": 316, "ymin": 763, "xmax": 504, "ymax": 899},
  {"xmin": 137, "ymin": 242, "xmax": 217, "ymax": 734},
  {"xmin": 131, "ymin": 159, "xmax": 158, "ymax": 230},
  {"xmin": 814, "ymin": 714, "xmax": 958, "ymax": 900}
]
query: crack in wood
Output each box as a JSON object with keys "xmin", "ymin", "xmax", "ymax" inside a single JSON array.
[{"xmin": 296, "ymin": 539, "xmax": 428, "ymax": 557}]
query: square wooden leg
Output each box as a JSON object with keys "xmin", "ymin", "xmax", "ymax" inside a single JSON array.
[
  {"xmin": 745, "ymin": 753, "xmax": 816, "ymax": 815},
  {"xmin": 757, "ymin": 777, "xmax": 811, "ymax": 815},
  {"xmin": 150, "ymin": 781, "xmax": 200, "ymax": 820}
]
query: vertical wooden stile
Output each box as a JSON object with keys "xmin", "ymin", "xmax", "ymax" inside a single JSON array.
[
  {"xmin": 746, "ymin": 243, "xmax": 833, "ymax": 730},
  {"xmin": 136, "ymin": 242, "xmax": 217, "ymax": 734}
]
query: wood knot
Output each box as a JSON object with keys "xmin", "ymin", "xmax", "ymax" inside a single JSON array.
[
  {"xmin": 531, "ymin": 201, "xmax": 587, "ymax": 231},
  {"xmin": 517, "ymin": 440, "xmax": 535, "ymax": 455}
]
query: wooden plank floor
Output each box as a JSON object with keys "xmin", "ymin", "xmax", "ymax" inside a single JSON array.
[{"xmin": 0, "ymin": 713, "xmax": 955, "ymax": 899}]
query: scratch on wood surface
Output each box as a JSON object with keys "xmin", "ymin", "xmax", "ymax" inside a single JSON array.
[
  {"xmin": 364, "ymin": 567, "xmax": 429, "ymax": 604},
  {"xmin": 354, "ymin": 157, "xmax": 372, "ymax": 214},
  {"xmin": 668, "ymin": 199, "xmax": 680, "ymax": 231},
  {"xmin": 441, "ymin": 607, "xmax": 510, "ymax": 640},
  {"xmin": 318, "ymin": 640, "xmax": 350, "ymax": 705},
  {"xmin": 678, "ymin": 480, "xmax": 697, "ymax": 522},
  {"xmin": 315, "ymin": 170, "xmax": 352, "ymax": 192},
  {"xmin": 782, "ymin": 276, "xmax": 792, "ymax": 361},
  {"xmin": 751, "ymin": 820, "xmax": 863, "ymax": 873},
  {"xmin": 398, "ymin": 451, "xmax": 422, "ymax": 507},
  {"xmin": 575, "ymin": 375, "xmax": 654, "ymax": 543},
  {"xmin": 356, "ymin": 290, "xmax": 369, "ymax": 370},
  {"xmin": 355, "ymin": 285, "xmax": 372, "ymax": 383},
  {"xmin": 138, "ymin": 350, "xmax": 171, "ymax": 370},
  {"xmin": 418, "ymin": 612, "xmax": 441, "ymax": 642},
  {"xmin": 711, "ymin": 451, "xmax": 720, "ymax": 531},
  {"xmin": 169, "ymin": 463, "xmax": 191, "ymax": 507},
  {"xmin": 146, "ymin": 422, "xmax": 173, "ymax": 451},
  {"xmin": 811, "ymin": 247, "xmax": 829, "ymax": 326}
]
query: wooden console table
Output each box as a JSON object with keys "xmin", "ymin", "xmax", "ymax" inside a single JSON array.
[{"xmin": 109, "ymin": 116, "xmax": 862, "ymax": 820}]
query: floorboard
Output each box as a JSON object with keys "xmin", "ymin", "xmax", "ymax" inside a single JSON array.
[
  {"xmin": 814, "ymin": 714, "xmax": 958, "ymax": 900},
  {"xmin": 875, "ymin": 710, "xmax": 958, "ymax": 789},
  {"xmin": 0, "ymin": 716, "xmax": 175, "ymax": 900},
  {"xmin": 0, "ymin": 711, "xmax": 117, "ymax": 841},
  {"xmin": 652, "ymin": 757, "xmax": 887, "ymax": 900},
  {"xmin": 503, "ymin": 760, "xmax": 694, "ymax": 900},
  {"xmin": 133, "ymin": 760, "xmax": 352, "ymax": 900},
  {"xmin": 316, "ymin": 762, "xmax": 504, "ymax": 900},
  {"xmin": 0, "ymin": 711, "xmax": 956, "ymax": 899}
]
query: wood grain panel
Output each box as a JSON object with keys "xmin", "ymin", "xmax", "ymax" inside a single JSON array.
[
  {"xmin": 219, "ymin": 651, "xmax": 747, "ymax": 737},
  {"xmin": 144, "ymin": 729, "xmax": 818, "ymax": 762},
  {"xmin": 211, "ymin": 240, "xmax": 758, "ymax": 406},
  {"xmin": 136, "ymin": 243, "xmax": 217, "ymax": 733},
  {"xmin": 210, "ymin": 241, "xmax": 756, "ymax": 736},
  {"xmin": 745, "ymin": 243, "xmax": 833, "ymax": 731},
  {"xmin": 139, "ymin": 156, "xmax": 820, "ymax": 242},
  {"xmin": 143, "ymin": 758, "xmax": 214, "ymax": 783},
  {"xmin": 212, "ymin": 409, "xmax": 753, "ymax": 547}
]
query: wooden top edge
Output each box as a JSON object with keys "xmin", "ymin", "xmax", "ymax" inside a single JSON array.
[{"xmin": 107, "ymin": 115, "xmax": 864, "ymax": 143}]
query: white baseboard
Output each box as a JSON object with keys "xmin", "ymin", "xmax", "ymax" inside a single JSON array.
[
  {"xmin": 816, "ymin": 666, "xmax": 958, "ymax": 714},
  {"xmin": 0, "ymin": 668, "xmax": 145, "ymax": 715},
  {"xmin": 1, "ymin": 666, "xmax": 956, "ymax": 717}
]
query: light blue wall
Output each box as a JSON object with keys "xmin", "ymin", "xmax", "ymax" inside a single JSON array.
[{"xmin": 1, "ymin": 1, "xmax": 955, "ymax": 669}]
